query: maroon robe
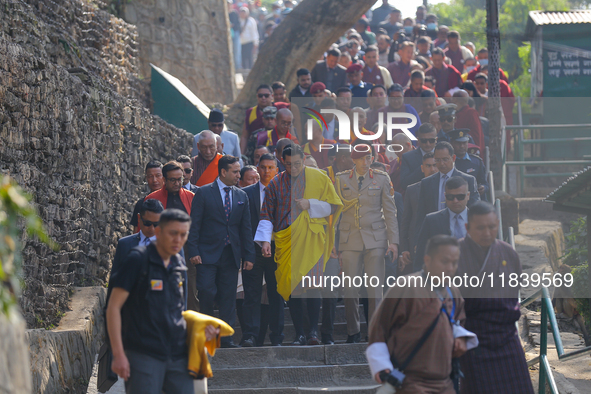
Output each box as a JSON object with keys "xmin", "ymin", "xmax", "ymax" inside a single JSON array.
[{"xmin": 425, "ymin": 65, "xmax": 462, "ymax": 97}]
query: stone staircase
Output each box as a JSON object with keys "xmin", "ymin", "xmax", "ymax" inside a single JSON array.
[{"xmin": 208, "ymin": 304, "xmax": 379, "ymax": 394}]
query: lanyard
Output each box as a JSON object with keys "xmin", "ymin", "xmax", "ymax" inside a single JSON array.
[{"xmin": 436, "ymin": 287, "xmax": 456, "ymax": 324}]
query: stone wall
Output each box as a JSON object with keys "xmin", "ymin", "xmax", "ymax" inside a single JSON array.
[
  {"xmin": 124, "ymin": 0, "xmax": 236, "ymax": 105},
  {"xmin": 0, "ymin": 307, "xmax": 33, "ymax": 394},
  {"xmin": 0, "ymin": 1, "xmax": 194, "ymax": 328}
]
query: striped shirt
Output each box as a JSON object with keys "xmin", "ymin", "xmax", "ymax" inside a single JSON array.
[{"xmin": 260, "ymin": 170, "xmax": 306, "ymax": 233}]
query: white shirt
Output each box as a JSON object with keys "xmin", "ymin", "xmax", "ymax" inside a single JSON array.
[
  {"xmin": 323, "ymin": 118, "xmax": 336, "ymax": 140},
  {"xmin": 420, "ymin": 147, "xmax": 434, "ymax": 156},
  {"xmin": 139, "ymin": 230, "xmax": 155, "ymax": 246},
  {"xmin": 448, "ymin": 207, "xmax": 468, "ymax": 239},
  {"xmin": 439, "ymin": 167, "xmax": 455, "ymax": 210},
  {"xmin": 259, "ymin": 181, "xmax": 266, "ymax": 209},
  {"xmin": 184, "ymin": 182, "xmax": 193, "ymax": 191},
  {"xmin": 217, "ymin": 178, "xmax": 233, "ymax": 208},
  {"xmin": 240, "ymin": 17, "xmax": 259, "ymax": 45},
  {"xmin": 298, "ymin": 86, "xmax": 308, "ymax": 96}
]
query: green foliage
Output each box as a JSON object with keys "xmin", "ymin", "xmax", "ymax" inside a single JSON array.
[
  {"xmin": 562, "ymin": 216, "xmax": 588, "ymax": 267},
  {"xmin": 0, "ymin": 176, "xmax": 57, "ymax": 315},
  {"xmin": 430, "ymin": 0, "xmax": 569, "ymax": 87},
  {"xmin": 571, "ymin": 264, "xmax": 590, "ymax": 327}
]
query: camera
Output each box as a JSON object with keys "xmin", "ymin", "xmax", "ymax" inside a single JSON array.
[{"xmin": 379, "ymin": 369, "xmax": 406, "ymax": 388}]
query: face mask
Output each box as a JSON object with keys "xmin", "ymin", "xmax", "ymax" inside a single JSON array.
[
  {"xmin": 427, "ymin": 23, "xmax": 437, "ymax": 31},
  {"xmin": 479, "ymin": 59, "xmax": 488, "ymax": 66},
  {"xmin": 404, "ymin": 26, "xmax": 413, "ymax": 34},
  {"xmin": 466, "ymin": 66, "xmax": 476, "ymax": 73}
]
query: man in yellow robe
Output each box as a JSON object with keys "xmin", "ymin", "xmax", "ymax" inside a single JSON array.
[{"xmin": 254, "ymin": 144, "xmax": 342, "ymax": 346}]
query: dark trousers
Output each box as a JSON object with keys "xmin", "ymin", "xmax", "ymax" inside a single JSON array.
[
  {"xmin": 289, "ymin": 289, "xmax": 321, "ymax": 338},
  {"xmin": 125, "ymin": 350, "xmax": 193, "ymax": 394},
  {"xmin": 241, "ymin": 42, "xmax": 254, "ymax": 69},
  {"xmin": 241, "ymin": 243, "xmax": 284, "ymax": 345},
  {"xmin": 321, "ymin": 257, "xmax": 339, "ymax": 339},
  {"xmin": 195, "ymin": 245, "xmax": 238, "ymax": 344}
]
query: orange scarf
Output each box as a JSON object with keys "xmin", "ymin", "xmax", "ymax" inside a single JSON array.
[
  {"xmin": 195, "ymin": 154, "xmax": 222, "ymax": 187},
  {"xmin": 145, "ymin": 187, "xmax": 195, "ymax": 215}
]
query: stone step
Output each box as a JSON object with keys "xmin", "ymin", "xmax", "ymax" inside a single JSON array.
[
  {"xmin": 210, "ymin": 343, "xmax": 368, "ymax": 369},
  {"xmin": 208, "ymin": 363, "xmax": 374, "ymax": 389},
  {"xmin": 209, "ymin": 385, "xmax": 380, "ymax": 394},
  {"xmin": 230, "ymin": 321, "xmax": 368, "ymax": 344}
]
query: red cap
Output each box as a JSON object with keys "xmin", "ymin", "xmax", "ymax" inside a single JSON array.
[
  {"xmin": 346, "ymin": 63, "xmax": 363, "ymax": 73},
  {"xmin": 351, "ymin": 146, "xmax": 372, "ymax": 160},
  {"xmin": 310, "ymin": 82, "xmax": 326, "ymax": 94}
]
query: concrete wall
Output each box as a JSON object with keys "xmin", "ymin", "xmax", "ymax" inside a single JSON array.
[
  {"xmin": 0, "ymin": 308, "xmax": 33, "ymax": 394},
  {"xmin": 0, "ymin": 0, "xmax": 194, "ymax": 329},
  {"xmin": 124, "ymin": 0, "xmax": 236, "ymax": 104}
]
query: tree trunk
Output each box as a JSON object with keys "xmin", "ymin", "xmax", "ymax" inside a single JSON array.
[{"xmin": 226, "ymin": 0, "xmax": 375, "ymax": 131}]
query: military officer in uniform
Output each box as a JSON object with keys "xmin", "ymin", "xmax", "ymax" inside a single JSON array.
[
  {"xmin": 449, "ymin": 128, "xmax": 489, "ymax": 201},
  {"xmin": 335, "ymin": 147, "xmax": 399, "ymax": 343}
]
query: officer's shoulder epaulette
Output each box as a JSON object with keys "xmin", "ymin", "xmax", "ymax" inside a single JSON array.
[
  {"xmin": 469, "ymin": 153, "xmax": 484, "ymax": 162},
  {"xmin": 336, "ymin": 169, "xmax": 352, "ymax": 176},
  {"xmin": 371, "ymin": 169, "xmax": 390, "ymax": 177}
]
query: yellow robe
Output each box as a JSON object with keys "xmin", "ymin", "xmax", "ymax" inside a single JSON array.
[
  {"xmin": 273, "ymin": 167, "xmax": 343, "ymax": 301},
  {"xmin": 182, "ymin": 310, "xmax": 235, "ymax": 378}
]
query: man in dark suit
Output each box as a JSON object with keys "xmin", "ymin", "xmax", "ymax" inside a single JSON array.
[
  {"xmin": 414, "ymin": 176, "xmax": 470, "ymax": 271},
  {"xmin": 311, "ymin": 48, "xmax": 348, "ymax": 92},
  {"xmin": 399, "ymin": 123, "xmax": 438, "ymax": 191},
  {"xmin": 414, "ymin": 141, "xmax": 480, "ymax": 249},
  {"xmin": 399, "ymin": 152, "xmax": 438, "ymax": 273},
  {"xmin": 177, "ymin": 155, "xmax": 199, "ymax": 193},
  {"xmin": 186, "ymin": 155, "xmax": 255, "ymax": 348},
  {"xmin": 240, "ymin": 154, "xmax": 284, "ymax": 347},
  {"xmin": 288, "ymin": 68, "xmax": 313, "ymax": 101}
]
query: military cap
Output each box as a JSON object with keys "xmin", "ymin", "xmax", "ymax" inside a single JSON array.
[
  {"xmin": 310, "ymin": 82, "xmax": 326, "ymax": 94},
  {"xmin": 435, "ymin": 103, "xmax": 457, "ymax": 117},
  {"xmin": 262, "ymin": 106, "xmax": 277, "ymax": 118},
  {"xmin": 447, "ymin": 128, "xmax": 471, "ymax": 142},
  {"xmin": 346, "ymin": 63, "xmax": 363, "ymax": 73}
]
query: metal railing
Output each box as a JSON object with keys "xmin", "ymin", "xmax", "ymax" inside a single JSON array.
[
  {"xmin": 501, "ymin": 97, "xmax": 591, "ymax": 196},
  {"xmin": 521, "ymin": 287, "xmax": 591, "ymax": 394}
]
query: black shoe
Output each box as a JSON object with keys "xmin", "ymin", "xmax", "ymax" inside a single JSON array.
[
  {"xmin": 321, "ymin": 334, "xmax": 335, "ymax": 345},
  {"xmin": 291, "ymin": 335, "xmax": 306, "ymax": 346},
  {"xmin": 221, "ymin": 341, "xmax": 241, "ymax": 348},
  {"xmin": 307, "ymin": 331, "xmax": 321, "ymax": 346},
  {"xmin": 346, "ymin": 332, "xmax": 361, "ymax": 343},
  {"xmin": 270, "ymin": 342, "xmax": 282, "ymax": 347},
  {"xmin": 240, "ymin": 338, "xmax": 255, "ymax": 347}
]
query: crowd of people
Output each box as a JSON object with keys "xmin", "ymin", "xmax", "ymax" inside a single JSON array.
[{"xmin": 105, "ymin": 2, "xmax": 532, "ymax": 393}]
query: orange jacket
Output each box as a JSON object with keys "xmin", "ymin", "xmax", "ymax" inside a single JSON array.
[{"xmin": 145, "ymin": 187, "xmax": 195, "ymax": 215}]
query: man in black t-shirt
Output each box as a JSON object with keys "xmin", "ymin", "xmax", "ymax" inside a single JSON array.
[{"xmin": 130, "ymin": 160, "xmax": 164, "ymax": 232}]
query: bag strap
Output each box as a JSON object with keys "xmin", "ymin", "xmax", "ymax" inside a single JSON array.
[{"xmin": 391, "ymin": 308, "xmax": 442, "ymax": 371}]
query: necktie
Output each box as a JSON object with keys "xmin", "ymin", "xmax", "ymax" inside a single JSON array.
[
  {"xmin": 440, "ymin": 174, "xmax": 448, "ymax": 210},
  {"xmin": 358, "ymin": 176, "xmax": 364, "ymax": 191},
  {"xmin": 142, "ymin": 237, "xmax": 151, "ymax": 246},
  {"xmin": 454, "ymin": 214, "xmax": 465, "ymax": 239},
  {"xmin": 224, "ymin": 187, "xmax": 231, "ymax": 245}
]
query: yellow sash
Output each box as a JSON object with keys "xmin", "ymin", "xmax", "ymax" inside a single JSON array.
[
  {"xmin": 248, "ymin": 105, "xmax": 258, "ymax": 125},
  {"xmin": 273, "ymin": 167, "xmax": 343, "ymax": 300}
]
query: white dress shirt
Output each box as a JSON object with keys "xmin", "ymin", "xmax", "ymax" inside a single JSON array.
[
  {"xmin": 259, "ymin": 181, "xmax": 266, "ymax": 209},
  {"xmin": 438, "ymin": 167, "xmax": 455, "ymax": 210},
  {"xmin": 217, "ymin": 178, "xmax": 233, "ymax": 208},
  {"xmin": 183, "ymin": 182, "xmax": 193, "ymax": 191},
  {"xmin": 139, "ymin": 230, "xmax": 155, "ymax": 246}
]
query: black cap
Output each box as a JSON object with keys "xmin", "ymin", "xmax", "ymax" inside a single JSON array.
[
  {"xmin": 448, "ymin": 128, "xmax": 471, "ymax": 142},
  {"xmin": 435, "ymin": 103, "xmax": 457, "ymax": 117},
  {"xmin": 208, "ymin": 108, "xmax": 224, "ymax": 123}
]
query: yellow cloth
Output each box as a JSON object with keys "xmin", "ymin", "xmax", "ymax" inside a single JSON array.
[
  {"xmin": 273, "ymin": 167, "xmax": 343, "ymax": 301},
  {"xmin": 182, "ymin": 310, "xmax": 235, "ymax": 378},
  {"xmin": 248, "ymin": 105, "xmax": 258, "ymax": 125}
]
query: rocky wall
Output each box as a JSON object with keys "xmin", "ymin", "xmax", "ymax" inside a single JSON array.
[{"xmin": 0, "ymin": 34, "xmax": 193, "ymax": 328}]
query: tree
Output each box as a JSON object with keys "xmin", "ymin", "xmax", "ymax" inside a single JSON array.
[{"xmin": 226, "ymin": 0, "xmax": 375, "ymax": 130}]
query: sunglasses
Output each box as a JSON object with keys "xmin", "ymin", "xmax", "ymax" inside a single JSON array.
[
  {"xmin": 419, "ymin": 138, "xmax": 437, "ymax": 144},
  {"xmin": 258, "ymin": 93, "xmax": 270, "ymax": 98},
  {"xmin": 141, "ymin": 217, "xmax": 159, "ymax": 227},
  {"xmin": 445, "ymin": 193, "xmax": 467, "ymax": 201},
  {"xmin": 441, "ymin": 116, "xmax": 455, "ymax": 122},
  {"xmin": 184, "ymin": 168, "xmax": 193, "ymax": 174}
]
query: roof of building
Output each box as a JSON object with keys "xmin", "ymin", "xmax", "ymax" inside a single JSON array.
[
  {"xmin": 544, "ymin": 166, "xmax": 591, "ymax": 215},
  {"xmin": 526, "ymin": 10, "xmax": 591, "ymax": 38}
]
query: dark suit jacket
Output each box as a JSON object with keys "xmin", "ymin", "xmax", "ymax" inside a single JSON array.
[
  {"xmin": 186, "ymin": 181, "xmax": 255, "ymax": 268},
  {"xmin": 413, "ymin": 208, "xmax": 452, "ymax": 271},
  {"xmin": 310, "ymin": 61, "xmax": 347, "ymax": 91},
  {"xmin": 243, "ymin": 182, "xmax": 262, "ymax": 238},
  {"xmin": 112, "ymin": 233, "xmax": 141, "ymax": 276},
  {"xmin": 414, "ymin": 168, "xmax": 479, "ymax": 245},
  {"xmin": 394, "ymin": 191, "xmax": 403, "ymax": 233},
  {"xmin": 399, "ymin": 148, "xmax": 424, "ymax": 191},
  {"xmin": 288, "ymin": 85, "xmax": 312, "ymax": 102},
  {"xmin": 185, "ymin": 184, "xmax": 199, "ymax": 194},
  {"xmin": 400, "ymin": 182, "xmax": 420, "ymax": 255}
]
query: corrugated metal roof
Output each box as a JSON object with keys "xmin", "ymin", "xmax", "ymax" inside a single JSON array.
[
  {"xmin": 544, "ymin": 166, "xmax": 591, "ymax": 214},
  {"xmin": 529, "ymin": 10, "xmax": 591, "ymax": 26}
]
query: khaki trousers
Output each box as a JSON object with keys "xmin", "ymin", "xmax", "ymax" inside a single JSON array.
[{"xmin": 341, "ymin": 248, "xmax": 385, "ymax": 336}]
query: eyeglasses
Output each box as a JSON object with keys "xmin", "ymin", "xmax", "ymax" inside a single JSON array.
[
  {"xmin": 141, "ymin": 217, "xmax": 160, "ymax": 227},
  {"xmin": 209, "ymin": 122, "xmax": 224, "ymax": 128},
  {"xmin": 184, "ymin": 168, "xmax": 193, "ymax": 174},
  {"xmin": 445, "ymin": 193, "xmax": 467, "ymax": 201},
  {"xmin": 258, "ymin": 93, "xmax": 270, "ymax": 98},
  {"xmin": 419, "ymin": 138, "xmax": 437, "ymax": 144},
  {"xmin": 441, "ymin": 116, "xmax": 455, "ymax": 122},
  {"xmin": 166, "ymin": 177, "xmax": 183, "ymax": 184}
]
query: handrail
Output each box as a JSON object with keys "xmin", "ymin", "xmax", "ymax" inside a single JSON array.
[
  {"xmin": 505, "ymin": 123, "xmax": 591, "ymax": 129},
  {"xmin": 495, "ymin": 199, "xmax": 503, "ymax": 240},
  {"xmin": 521, "ymin": 287, "xmax": 591, "ymax": 393}
]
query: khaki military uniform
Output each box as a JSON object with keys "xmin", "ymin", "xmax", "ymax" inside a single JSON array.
[{"xmin": 335, "ymin": 167, "xmax": 399, "ymax": 336}]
